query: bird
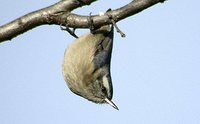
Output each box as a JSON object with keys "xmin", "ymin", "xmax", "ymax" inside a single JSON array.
[{"xmin": 62, "ymin": 24, "xmax": 118, "ymax": 110}]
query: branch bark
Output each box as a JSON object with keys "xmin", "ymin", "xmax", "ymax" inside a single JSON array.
[{"xmin": 0, "ymin": 0, "xmax": 165, "ymax": 43}]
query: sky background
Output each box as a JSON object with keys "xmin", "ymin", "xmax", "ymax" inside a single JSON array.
[{"xmin": 0, "ymin": 0, "xmax": 200, "ymax": 124}]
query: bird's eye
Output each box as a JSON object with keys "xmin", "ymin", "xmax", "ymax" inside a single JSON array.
[{"xmin": 101, "ymin": 86, "xmax": 107, "ymax": 93}]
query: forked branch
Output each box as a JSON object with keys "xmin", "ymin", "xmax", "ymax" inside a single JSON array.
[{"xmin": 0, "ymin": 0, "xmax": 166, "ymax": 42}]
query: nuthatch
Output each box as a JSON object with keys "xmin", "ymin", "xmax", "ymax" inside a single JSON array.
[{"xmin": 62, "ymin": 24, "xmax": 118, "ymax": 110}]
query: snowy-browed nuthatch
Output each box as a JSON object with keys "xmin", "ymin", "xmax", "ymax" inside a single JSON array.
[{"xmin": 62, "ymin": 24, "xmax": 118, "ymax": 110}]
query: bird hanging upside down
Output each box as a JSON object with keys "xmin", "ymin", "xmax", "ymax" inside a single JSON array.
[{"xmin": 62, "ymin": 24, "xmax": 119, "ymax": 110}]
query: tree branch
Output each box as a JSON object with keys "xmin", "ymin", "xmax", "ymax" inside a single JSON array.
[{"xmin": 0, "ymin": 0, "xmax": 165, "ymax": 43}]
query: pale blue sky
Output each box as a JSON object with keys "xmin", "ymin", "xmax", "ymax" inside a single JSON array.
[{"xmin": 0, "ymin": 0, "xmax": 200, "ymax": 124}]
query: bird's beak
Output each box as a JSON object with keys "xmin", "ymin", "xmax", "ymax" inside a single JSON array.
[{"xmin": 104, "ymin": 98, "xmax": 119, "ymax": 110}]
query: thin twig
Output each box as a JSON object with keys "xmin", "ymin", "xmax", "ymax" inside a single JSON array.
[{"xmin": 61, "ymin": 25, "xmax": 78, "ymax": 38}]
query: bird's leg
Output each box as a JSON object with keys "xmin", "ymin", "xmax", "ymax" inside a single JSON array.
[
  {"xmin": 106, "ymin": 9, "xmax": 126, "ymax": 37},
  {"xmin": 87, "ymin": 12, "xmax": 95, "ymax": 33}
]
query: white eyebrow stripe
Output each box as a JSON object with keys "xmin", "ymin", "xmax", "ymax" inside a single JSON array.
[{"xmin": 102, "ymin": 75, "xmax": 110, "ymax": 95}]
